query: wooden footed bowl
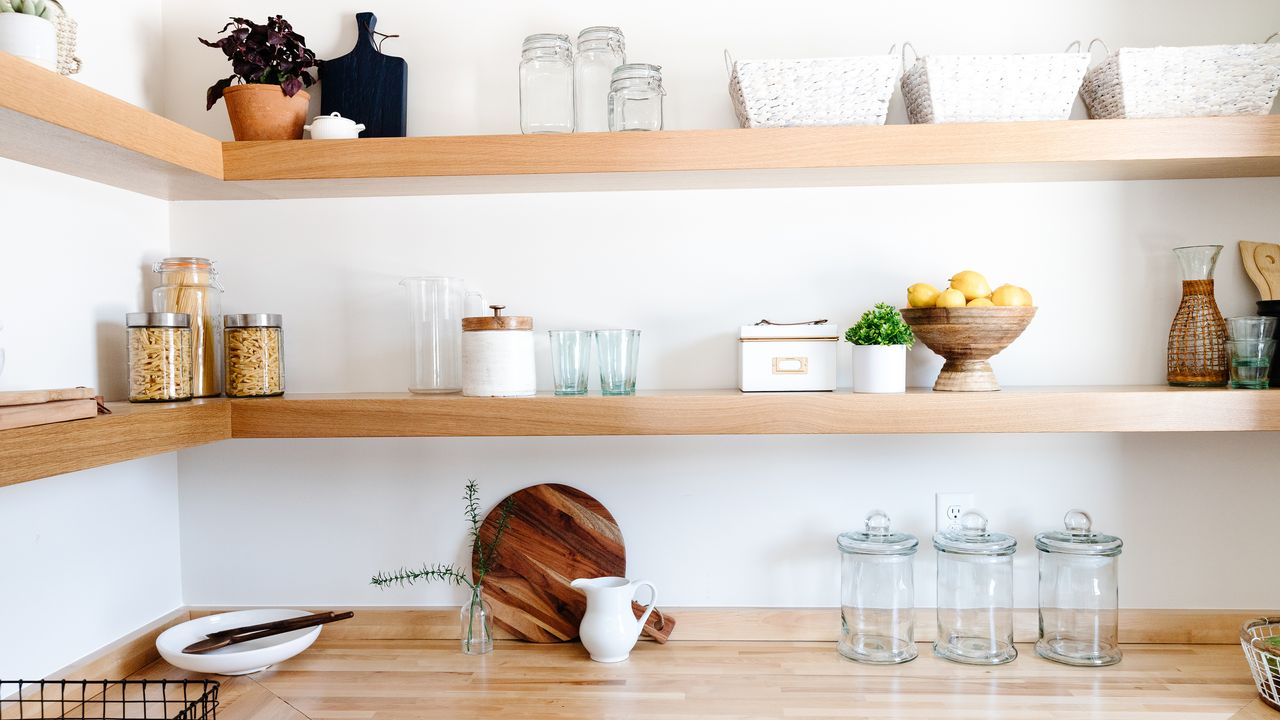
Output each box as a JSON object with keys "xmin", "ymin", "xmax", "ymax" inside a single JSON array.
[{"xmin": 900, "ymin": 306, "xmax": 1037, "ymax": 392}]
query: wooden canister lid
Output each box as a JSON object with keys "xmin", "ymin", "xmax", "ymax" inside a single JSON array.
[{"xmin": 463, "ymin": 305, "xmax": 533, "ymax": 331}]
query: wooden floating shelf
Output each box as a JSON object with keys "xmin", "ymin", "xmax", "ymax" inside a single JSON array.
[
  {"xmin": 0, "ymin": 400, "xmax": 229, "ymax": 488},
  {"xmin": 5, "ymin": 53, "xmax": 1280, "ymax": 199}
]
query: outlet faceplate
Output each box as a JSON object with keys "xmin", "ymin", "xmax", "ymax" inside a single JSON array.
[{"xmin": 935, "ymin": 492, "xmax": 975, "ymax": 533}]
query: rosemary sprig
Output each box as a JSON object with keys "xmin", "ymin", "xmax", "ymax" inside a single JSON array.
[{"xmin": 371, "ymin": 563, "xmax": 473, "ymax": 589}]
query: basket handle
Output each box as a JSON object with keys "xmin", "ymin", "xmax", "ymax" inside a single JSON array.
[
  {"xmin": 1064, "ymin": 40, "xmax": 1082, "ymax": 53},
  {"xmin": 724, "ymin": 49, "xmax": 735, "ymax": 77},
  {"xmin": 901, "ymin": 42, "xmax": 919, "ymax": 74},
  {"xmin": 1086, "ymin": 38, "xmax": 1110, "ymax": 66},
  {"xmin": 1266, "ymin": 31, "xmax": 1280, "ymax": 44}
]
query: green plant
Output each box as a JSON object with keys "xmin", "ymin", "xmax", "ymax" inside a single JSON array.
[
  {"xmin": 0, "ymin": 0, "xmax": 55, "ymax": 19},
  {"xmin": 845, "ymin": 302, "xmax": 914, "ymax": 347}
]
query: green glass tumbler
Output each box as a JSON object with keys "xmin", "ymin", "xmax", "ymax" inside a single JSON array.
[
  {"xmin": 595, "ymin": 329, "xmax": 640, "ymax": 396},
  {"xmin": 549, "ymin": 330, "xmax": 593, "ymax": 396}
]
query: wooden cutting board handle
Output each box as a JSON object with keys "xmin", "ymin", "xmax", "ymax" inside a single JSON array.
[
  {"xmin": 634, "ymin": 601, "xmax": 676, "ymax": 643},
  {"xmin": 1253, "ymin": 243, "xmax": 1280, "ymax": 301},
  {"xmin": 1240, "ymin": 241, "xmax": 1269, "ymax": 300}
]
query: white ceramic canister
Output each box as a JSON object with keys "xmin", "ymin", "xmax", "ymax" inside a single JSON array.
[
  {"xmin": 304, "ymin": 112, "xmax": 366, "ymax": 139},
  {"xmin": 462, "ymin": 305, "xmax": 536, "ymax": 397}
]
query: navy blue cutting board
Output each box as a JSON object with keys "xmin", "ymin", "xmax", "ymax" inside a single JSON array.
[{"xmin": 319, "ymin": 12, "xmax": 408, "ymax": 138}]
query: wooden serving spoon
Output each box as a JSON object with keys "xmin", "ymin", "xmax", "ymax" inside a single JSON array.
[
  {"xmin": 1240, "ymin": 241, "xmax": 1270, "ymax": 300},
  {"xmin": 183, "ymin": 611, "xmax": 354, "ymax": 654},
  {"xmin": 1253, "ymin": 243, "xmax": 1280, "ymax": 301}
]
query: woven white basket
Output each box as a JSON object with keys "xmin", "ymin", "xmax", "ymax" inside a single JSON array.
[
  {"xmin": 1241, "ymin": 618, "xmax": 1280, "ymax": 712},
  {"xmin": 727, "ymin": 48, "xmax": 899, "ymax": 128},
  {"xmin": 901, "ymin": 42, "xmax": 1089, "ymax": 123},
  {"xmin": 1081, "ymin": 38, "xmax": 1280, "ymax": 119}
]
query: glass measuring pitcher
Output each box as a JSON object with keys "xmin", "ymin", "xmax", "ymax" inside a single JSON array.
[{"xmin": 401, "ymin": 277, "xmax": 472, "ymax": 394}]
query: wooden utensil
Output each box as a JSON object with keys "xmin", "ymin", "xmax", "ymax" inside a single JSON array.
[
  {"xmin": 900, "ymin": 307, "xmax": 1036, "ymax": 391},
  {"xmin": 203, "ymin": 611, "xmax": 335, "ymax": 640},
  {"xmin": 1240, "ymin": 242, "xmax": 1270, "ymax": 300},
  {"xmin": 319, "ymin": 12, "xmax": 408, "ymax": 138},
  {"xmin": 182, "ymin": 611, "xmax": 353, "ymax": 654},
  {"xmin": 475, "ymin": 483, "xmax": 674, "ymax": 644},
  {"xmin": 1253, "ymin": 243, "xmax": 1280, "ymax": 301}
]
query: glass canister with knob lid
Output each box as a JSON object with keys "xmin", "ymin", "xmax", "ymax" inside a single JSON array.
[
  {"xmin": 934, "ymin": 509, "xmax": 1018, "ymax": 665},
  {"xmin": 837, "ymin": 510, "xmax": 918, "ymax": 664},
  {"xmin": 1035, "ymin": 509, "xmax": 1123, "ymax": 666}
]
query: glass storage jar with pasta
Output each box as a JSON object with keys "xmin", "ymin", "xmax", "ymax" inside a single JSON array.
[
  {"xmin": 224, "ymin": 314, "xmax": 285, "ymax": 398},
  {"xmin": 152, "ymin": 257, "xmax": 223, "ymax": 397},
  {"xmin": 127, "ymin": 312, "xmax": 193, "ymax": 402}
]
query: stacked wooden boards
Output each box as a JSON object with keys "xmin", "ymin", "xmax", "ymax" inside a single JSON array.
[{"xmin": 0, "ymin": 387, "xmax": 98, "ymax": 431}]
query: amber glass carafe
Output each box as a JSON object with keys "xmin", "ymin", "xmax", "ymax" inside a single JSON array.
[{"xmin": 1167, "ymin": 245, "xmax": 1227, "ymax": 386}]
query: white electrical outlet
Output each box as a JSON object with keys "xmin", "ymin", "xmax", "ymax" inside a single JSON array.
[{"xmin": 935, "ymin": 492, "xmax": 975, "ymax": 532}]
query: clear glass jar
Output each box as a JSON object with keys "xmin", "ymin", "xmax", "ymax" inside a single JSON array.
[
  {"xmin": 461, "ymin": 585, "xmax": 494, "ymax": 655},
  {"xmin": 520, "ymin": 34, "xmax": 574, "ymax": 134},
  {"xmin": 608, "ymin": 63, "xmax": 664, "ymax": 131},
  {"xmin": 934, "ymin": 510, "xmax": 1018, "ymax": 665},
  {"xmin": 574, "ymin": 27, "xmax": 625, "ymax": 133},
  {"xmin": 224, "ymin": 314, "xmax": 285, "ymax": 398},
  {"xmin": 1035, "ymin": 509, "xmax": 1123, "ymax": 666},
  {"xmin": 126, "ymin": 312, "xmax": 193, "ymax": 403},
  {"xmin": 401, "ymin": 277, "xmax": 468, "ymax": 394},
  {"xmin": 152, "ymin": 257, "xmax": 222, "ymax": 397},
  {"xmin": 837, "ymin": 510, "xmax": 918, "ymax": 664}
]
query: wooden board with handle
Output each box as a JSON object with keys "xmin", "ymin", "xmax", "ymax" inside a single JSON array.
[
  {"xmin": 0, "ymin": 387, "xmax": 96, "ymax": 407},
  {"xmin": 319, "ymin": 12, "xmax": 408, "ymax": 138},
  {"xmin": 1253, "ymin": 242, "xmax": 1280, "ymax": 301},
  {"xmin": 1239, "ymin": 241, "xmax": 1269, "ymax": 300},
  {"xmin": 475, "ymin": 483, "xmax": 673, "ymax": 644},
  {"xmin": 0, "ymin": 398, "xmax": 97, "ymax": 431}
]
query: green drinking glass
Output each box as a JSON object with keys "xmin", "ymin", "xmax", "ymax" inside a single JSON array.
[{"xmin": 595, "ymin": 329, "xmax": 640, "ymax": 396}]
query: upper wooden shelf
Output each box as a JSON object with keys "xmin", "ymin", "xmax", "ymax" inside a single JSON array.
[{"xmin": 4, "ymin": 53, "xmax": 1280, "ymax": 200}]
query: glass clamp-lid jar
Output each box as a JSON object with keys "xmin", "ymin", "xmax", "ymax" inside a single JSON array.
[
  {"xmin": 127, "ymin": 312, "xmax": 193, "ymax": 403},
  {"xmin": 837, "ymin": 510, "xmax": 919, "ymax": 664},
  {"xmin": 574, "ymin": 26, "xmax": 625, "ymax": 132},
  {"xmin": 224, "ymin": 314, "xmax": 285, "ymax": 398},
  {"xmin": 152, "ymin": 256, "xmax": 223, "ymax": 398},
  {"xmin": 933, "ymin": 510, "xmax": 1018, "ymax": 665},
  {"xmin": 1035, "ymin": 509, "xmax": 1123, "ymax": 666},
  {"xmin": 608, "ymin": 63, "xmax": 665, "ymax": 132},
  {"xmin": 520, "ymin": 33, "xmax": 574, "ymax": 134}
]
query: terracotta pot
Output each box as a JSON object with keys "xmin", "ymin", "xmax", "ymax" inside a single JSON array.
[{"xmin": 222, "ymin": 84, "xmax": 310, "ymax": 141}]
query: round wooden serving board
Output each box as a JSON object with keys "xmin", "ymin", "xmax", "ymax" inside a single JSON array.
[{"xmin": 475, "ymin": 483, "xmax": 625, "ymax": 643}]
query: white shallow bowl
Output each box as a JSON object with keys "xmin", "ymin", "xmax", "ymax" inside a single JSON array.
[{"xmin": 157, "ymin": 609, "xmax": 321, "ymax": 675}]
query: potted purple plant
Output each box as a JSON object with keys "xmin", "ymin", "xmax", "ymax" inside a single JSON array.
[{"xmin": 200, "ymin": 15, "xmax": 317, "ymax": 141}]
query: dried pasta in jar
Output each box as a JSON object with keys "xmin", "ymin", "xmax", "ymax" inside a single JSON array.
[
  {"xmin": 127, "ymin": 312, "xmax": 193, "ymax": 402},
  {"xmin": 224, "ymin": 314, "xmax": 285, "ymax": 398}
]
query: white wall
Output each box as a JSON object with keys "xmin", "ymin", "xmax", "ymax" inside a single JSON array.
[{"xmin": 0, "ymin": 0, "xmax": 177, "ymax": 680}]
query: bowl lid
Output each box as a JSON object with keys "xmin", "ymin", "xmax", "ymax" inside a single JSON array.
[
  {"xmin": 837, "ymin": 510, "xmax": 918, "ymax": 555},
  {"xmin": 463, "ymin": 305, "xmax": 533, "ymax": 331},
  {"xmin": 1035, "ymin": 509, "xmax": 1122, "ymax": 556},
  {"xmin": 933, "ymin": 509, "xmax": 1017, "ymax": 556},
  {"xmin": 310, "ymin": 112, "xmax": 357, "ymax": 124}
]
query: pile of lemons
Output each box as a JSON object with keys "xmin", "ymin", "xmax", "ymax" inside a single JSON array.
[{"xmin": 907, "ymin": 271, "xmax": 1033, "ymax": 309}]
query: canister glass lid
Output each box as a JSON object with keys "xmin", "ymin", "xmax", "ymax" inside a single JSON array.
[
  {"xmin": 837, "ymin": 510, "xmax": 919, "ymax": 556},
  {"xmin": 1035, "ymin": 509, "xmax": 1123, "ymax": 556},
  {"xmin": 463, "ymin": 305, "xmax": 533, "ymax": 331},
  {"xmin": 933, "ymin": 509, "xmax": 1017, "ymax": 556}
]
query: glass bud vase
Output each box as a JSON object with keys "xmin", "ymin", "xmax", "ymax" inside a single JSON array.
[
  {"xmin": 1168, "ymin": 245, "xmax": 1227, "ymax": 386},
  {"xmin": 460, "ymin": 585, "xmax": 494, "ymax": 655}
]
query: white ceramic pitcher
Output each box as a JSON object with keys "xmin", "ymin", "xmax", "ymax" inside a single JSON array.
[{"xmin": 570, "ymin": 576, "xmax": 657, "ymax": 663}]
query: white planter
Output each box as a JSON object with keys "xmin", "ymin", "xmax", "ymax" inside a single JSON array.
[
  {"xmin": 0, "ymin": 13, "xmax": 55, "ymax": 72},
  {"xmin": 850, "ymin": 344, "xmax": 906, "ymax": 393}
]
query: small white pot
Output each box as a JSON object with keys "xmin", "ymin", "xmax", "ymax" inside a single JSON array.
[
  {"xmin": 850, "ymin": 344, "xmax": 906, "ymax": 393},
  {"xmin": 0, "ymin": 13, "xmax": 55, "ymax": 71},
  {"xmin": 304, "ymin": 112, "xmax": 366, "ymax": 139}
]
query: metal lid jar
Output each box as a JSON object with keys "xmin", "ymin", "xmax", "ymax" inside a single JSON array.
[
  {"xmin": 608, "ymin": 63, "xmax": 664, "ymax": 132},
  {"xmin": 126, "ymin": 312, "xmax": 193, "ymax": 403},
  {"xmin": 837, "ymin": 510, "xmax": 919, "ymax": 664},
  {"xmin": 224, "ymin": 314, "xmax": 285, "ymax": 398},
  {"xmin": 462, "ymin": 305, "xmax": 536, "ymax": 397},
  {"xmin": 1035, "ymin": 509, "xmax": 1123, "ymax": 666},
  {"xmin": 933, "ymin": 510, "xmax": 1017, "ymax": 665}
]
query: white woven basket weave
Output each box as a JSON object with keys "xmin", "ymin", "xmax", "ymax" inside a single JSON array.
[
  {"xmin": 1241, "ymin": 618, "xmax": 1280, "ymax": 712},
  {"xmin": 727, "ymin": 48, "xmax": 899, "ymax": 128},
  {"xmin": 1081, "ymin": 38, "xmax": 1280, "ymax": 119},
  {"xmin": 901, "ymin": 42, "xmax": 1089, "ymax": 123}
]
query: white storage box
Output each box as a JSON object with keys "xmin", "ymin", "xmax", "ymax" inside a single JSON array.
[{"xmin": 739, "ymin": 320, "xmax": 839, "ymax": 392}]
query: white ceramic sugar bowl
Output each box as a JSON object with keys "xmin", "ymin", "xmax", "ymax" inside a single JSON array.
[
  {"xmin": 304, "ymin": 112, "xmax": 366, "ymax": 139},
  {"xmin": 462, "ymin": 305, "xmax": 536, "ymax": 397}
]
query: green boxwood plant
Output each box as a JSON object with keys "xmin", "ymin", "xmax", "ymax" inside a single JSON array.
[{"xmin": 845, "ymin": 302, "xmax": 914, "ymax": 348}]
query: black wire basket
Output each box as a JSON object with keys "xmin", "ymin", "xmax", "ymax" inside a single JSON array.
[{"xmin": 0, "ymin": 680, "xmax": 218, "ymax": 720}]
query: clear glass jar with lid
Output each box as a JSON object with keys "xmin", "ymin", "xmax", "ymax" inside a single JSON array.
[
  {"xmin": 837, "ymin": 510, "xmax": 918, "ymax": 664},
  {"xmin": 934, "ymin": 509, "xmax": 1018, "ymax": 665},
  {"xmin": 1035, "ymin": 509, "xmax": 1123, "ymax": 666},
  {"xmin": 151, "ymin": 257, "xmax": 222, "ymax": 397},
  {"xmin": 574, "ymin": 27, "xmax": 625, "ymax": 132},
  {"xmin": 608, "ymin": 63, "xmax": 664, "ymax": 131},
  {"xmin": 520, "ymin": 34, "xmax": 574, "ymax": 134},
  {"xmin": 224, "ymin": 314, "xmax": 285, "ymax": 398},
  {"xmin": 126, "ymin": 312, "xmax": 193, "ymax": 403}
]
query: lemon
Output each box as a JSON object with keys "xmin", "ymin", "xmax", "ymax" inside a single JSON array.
[
  {"xmin": 967, "ymin": 297, "xmax": 995, "ymax": 307},
  {"xmin": 991, "ymin": 284, "xmax": 1033, "ymax": 307},
  {"xmin": 935, "ymin": 288, "xmax": 966, "ymax": 308},
  {"xmin": 949, "ymin": 270, "xmax": 992, "ymax": 301},
  {"xmin": 907, "ymin": 283, "xmax": 941, "ymax": 308}
]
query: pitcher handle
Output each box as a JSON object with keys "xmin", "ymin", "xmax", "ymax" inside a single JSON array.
[{"xmin": 632, "ymin": 580, "xmax": 657, "ymax": 630}]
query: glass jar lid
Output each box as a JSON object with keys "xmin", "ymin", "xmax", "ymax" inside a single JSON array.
[
  {"xmin": 577, "ymin": 26, "xmax": 623, "ymax": 51},
  {"xmin": 225, "ymin": 313, "xmax": 283, "ymax": 328},
  {"xmin": 126, "ymin": 312, "xmax": 190, "ymax": 328},
  {"xmin": 1035, "ymin": 509, "xmax": 1123, "ymax": 556},
  {"xmin": 837, "ymin": 510, "xmax": 919, "ymax": 556},
  {"xmin": 611, "ymin": 63, "xmax": 662, "ymax": 84},
  {"xmin": 522, "ymin": 33, "xmax": 571, "ymax": 53},
  {"xmin": 463, "ymin": 305, "xmax": 533, "ymax": 331},
  {"xmin": 933, "ymin": 510, "xmax": 1017, "ymax": 556}
]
